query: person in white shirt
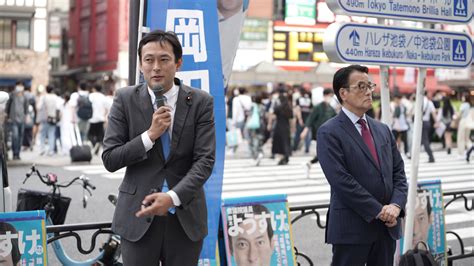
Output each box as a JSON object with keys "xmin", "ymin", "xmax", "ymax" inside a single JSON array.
[
  {"xmin": 88, "ymin": 84, "xmax": 110, "ymax": 154},
  {"xmin": 37, "ymin": 85, "xmax": 59, "ymax": 156},
  {"xmin": 232, "ymin": 87, "xmax": 252, "ymax": 137}
]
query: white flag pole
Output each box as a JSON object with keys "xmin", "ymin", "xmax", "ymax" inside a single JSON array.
[
  {"xmin": 135, "ymin": 0, "xmax": 145, "ymax": 85},
  {"xmin": 402, "ymin": 66, "xmax": 426, "ymax": 253}
]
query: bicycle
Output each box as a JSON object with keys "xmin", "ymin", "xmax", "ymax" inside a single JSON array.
[{"xmin": 16, "ymin": 164, "xmax": 121, "ymax": 266}]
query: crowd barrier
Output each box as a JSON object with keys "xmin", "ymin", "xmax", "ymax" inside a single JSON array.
[{"xmin": 45, "ymin": 189, "xmax": 473, "ymax": 265}]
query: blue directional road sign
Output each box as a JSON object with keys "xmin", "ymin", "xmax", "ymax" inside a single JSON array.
[
  {"xmin": 326, "ymin": 0, "xmax": 473, "ymax": 24},
  {"xmin": 323, "ymin": 23, "xmax": 473, "ymax": 68}
]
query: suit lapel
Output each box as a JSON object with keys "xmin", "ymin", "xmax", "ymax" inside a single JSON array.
[
  {"xmin": 137, "ymin": 83, "xmax": 164, "ymax": 162},
  {"xmin": 338, "ymin": 112, "xmax": 380, "ymax": 171},
  {"xmin": 168, "ymin": 80, "xmax": 192, "ymax": 161}
]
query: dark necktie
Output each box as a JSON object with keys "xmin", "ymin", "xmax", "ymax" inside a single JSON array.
[
  {"xmin": 155, "ymin": 96, "xmax": 175, "ymax": 213},
  {"xmin": 357, "ymin": 119, "xmax": 379, "ymax": 167}
]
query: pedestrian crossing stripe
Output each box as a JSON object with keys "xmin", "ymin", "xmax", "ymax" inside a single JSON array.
[{"xmin": 64, "ymin": 151, "xmax": 473, "ymax": 245}]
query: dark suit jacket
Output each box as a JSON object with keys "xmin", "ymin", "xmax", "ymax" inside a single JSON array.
[
  {"xmin": 317, "ymin": 111, "xmax": 407, "ymax": 244},
  {"xmin": 102, "ymin": 78, "xmax": 215, "ymax": 242}
]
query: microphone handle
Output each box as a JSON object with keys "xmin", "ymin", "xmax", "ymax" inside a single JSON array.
[{"xmin": 155, "ymin": 95, "xmax": 165, "ymax": 108}]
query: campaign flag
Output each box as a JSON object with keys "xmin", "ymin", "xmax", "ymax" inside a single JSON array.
[
  {"xmin": 222, "ymin": 194, "xmax": 297, "ymax": 266},
  {"xmin": 0, "ymin": 211, "xmax": 48, "ymax": 266},
  {"xmin": 145, "ymin": 1, "xmax": 226, "ymax": 265},
  {"xmin": 399, "ymin": 180, "xmax": 447, "ymax": 265}
]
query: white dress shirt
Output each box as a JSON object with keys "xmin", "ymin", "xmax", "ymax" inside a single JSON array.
[{"xmin": 140, "ymin": 84, "xmax": 181, "ymax": 207}]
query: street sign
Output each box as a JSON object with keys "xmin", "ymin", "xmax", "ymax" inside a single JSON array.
[
  {"xmin": 326, "ymin": 0, "xmax": 473, "ymax": 24},
  {"xmin": 323, "ymin": 23, "xmax": 473, "ymax": 68}
]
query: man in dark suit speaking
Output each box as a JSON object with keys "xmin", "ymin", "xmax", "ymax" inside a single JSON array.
[
  {"xmin": 102, "ymin": 30, "xmax": 215, "ymax": 265},
  {"xmin": 317, "ymin": 65, "xmax": 408, "ymax": 266}
]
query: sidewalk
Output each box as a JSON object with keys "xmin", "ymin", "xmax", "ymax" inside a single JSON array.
[
  {"xmin": 7, "ymin": 139, "xmax": 448, "ymax": 167},
  {"xmin": 6, "ymin": 146, "xmax": 103, "ymax": 168}
]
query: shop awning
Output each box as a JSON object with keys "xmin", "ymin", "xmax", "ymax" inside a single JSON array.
[
  {"xmin": 229, "ymin": 62, "xmax": 334, "ymax": 86},
  {"xmin": 0, "ymin": 74, "xmax": 32, "ymax": 87}
]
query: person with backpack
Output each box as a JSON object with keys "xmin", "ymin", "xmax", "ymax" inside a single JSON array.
[
  {"xmin": 421, "ymin": 92, "xmax": 438, "ymax": 163},
  {"xmin": 71, "ymin": 82, "xmax": 92, "ymax": 142},
  {"xmin": 391, "ymin": 94, "xmax": 410, "ymax": 157},
  {"xmin": 300, "ymin": 88, "xmax": 337, "ymax": 178}
]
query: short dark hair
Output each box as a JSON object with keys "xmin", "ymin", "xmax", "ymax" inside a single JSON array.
[
  {"xmin": 94, "ymin": 83, "xmax": 102, "ymax": 92},
  {"xmin": 417, "ymin": 188, "xmax": 432, "ymax": 216},
  {"xmin": 0, "ymin": 222, "xmax": 21, "ymax": 264},
  {"xmin": 79, "ymin": 82, "xmax": 88, "ymax": 91},
  {"xmin": 46, "ymin": 85, "xmax": 54, "ymax": 93},
  {"xmin": 227, "ymin": 204, "xmax": 274, "ymax": 254},
  {"xmin": 138, "ymin": 30, "xmax": 183, "ymax": 63},
  {"xmin": 323, "ymin": 88, "xmax": 334, "ymax": 96},
  {"xmin": 333, "ymin": 65, "xmax": 369, "ymax": 104}
]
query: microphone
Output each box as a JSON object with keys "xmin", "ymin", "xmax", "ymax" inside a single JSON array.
[{"xmin": 151, "ymin": 85, "xmax": 165, "ymax": 108}]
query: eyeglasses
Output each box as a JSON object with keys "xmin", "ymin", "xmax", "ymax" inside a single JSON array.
[{"xmin": 348, "ymin": 82, "xmax": 377, "ymax": 93}]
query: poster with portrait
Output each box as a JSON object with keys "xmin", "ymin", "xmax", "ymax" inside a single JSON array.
[
  {"xmin": 221, "ymin": 194, "xmax": 296, "ymax": 266},
  {"xmin": 399, "ymin": 180, "xmax": 447, "ymax": 265},
  {"xmin": 0, "ymin": 210, "xmax": 48, "ymax": 266}
]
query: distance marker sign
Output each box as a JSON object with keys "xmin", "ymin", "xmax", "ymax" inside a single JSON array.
[
  {"xmin": 326, "ymin": 0, "xmax": 473, "ymax": 24},
  {"xmin": 323, "ymin": 23, "xmax": 473, "ymax": 68}
]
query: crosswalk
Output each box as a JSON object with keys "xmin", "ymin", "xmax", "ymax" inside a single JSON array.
[{"xmin": 64, "ymin": 150, "xmax": 474, "ymax": 247}]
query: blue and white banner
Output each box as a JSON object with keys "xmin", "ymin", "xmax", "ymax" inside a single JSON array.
[
  {"xmin": 145, "ymin": 1, "xmax": 226, "ymax": 265},
  {"xmin": 0, "ymin": 211, "xmax": 48, "ymax": 266}
]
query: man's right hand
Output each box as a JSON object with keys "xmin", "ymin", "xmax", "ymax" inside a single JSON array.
[{"xmin": 147, "ymin": 106, "xmax": 172, "ymax": 141}]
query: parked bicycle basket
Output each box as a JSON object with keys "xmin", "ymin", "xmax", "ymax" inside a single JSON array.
[{"xmin": 16, "ymin": 189, "xmax": 71, "ymax": 225}]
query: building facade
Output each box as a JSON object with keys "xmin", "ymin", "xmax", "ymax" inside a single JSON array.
[
  {"xmin": 66, "ymin": 0, "xmax": 128, "ymax": 93},
  {"xmin": 0, "ymin": 0, "xmax": 49, "ymax": 91}
]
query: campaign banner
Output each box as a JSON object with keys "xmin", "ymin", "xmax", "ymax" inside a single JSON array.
[
  {"xmin": 145, "ymin": 1, "xmax": 226, "ymax": 265},
  {"xmin": 222, "ymin": 194, "xmax": 297, "ymax": 266},
  {"xmin": 0, "ymin": 211, "xmax": 48, "ymax": 266},
  {"xmin": 399, "ymin": 180, "xmax": 447, "ymax": 265}
]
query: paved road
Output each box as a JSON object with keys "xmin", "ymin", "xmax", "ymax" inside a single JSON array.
[{"xmin": 5, "ymin": 143, "xmax": 474, "ymax": 265}]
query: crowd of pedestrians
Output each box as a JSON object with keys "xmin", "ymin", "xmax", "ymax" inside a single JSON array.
[
  {"xmin": 4, "ymin": 81, "xmax": 473, "ymax": 165},
  {"xmin": 225, "ymin": 84, "xmax": 474, "ymax": 170},
  {"xmin": 3, "ymin": 81, "xmax": 113, "ymax": 160}
]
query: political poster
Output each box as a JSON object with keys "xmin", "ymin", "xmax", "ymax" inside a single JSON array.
[
  {"xmin": 222, "ymin": 194, "xmax": 297, "ymax": 266},
  {"xmin": 0, "ymin": 210, "xmax": 48, "ymax": 266},
  {"xmin": 399, "ymin": 180, "xmax": 447, "ymax": 265}
]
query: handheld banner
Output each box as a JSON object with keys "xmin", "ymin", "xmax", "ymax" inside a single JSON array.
[
  {"xmin": 145, "ymin": 1, "xmax": 226, "ymax": 265},
  {"xmin": 222, "ymin": 194, "xmax": 297, "ymax": 266},
  {"xmin": 0, "ymin": 211, "xmax": 48, "ymax": 266}
]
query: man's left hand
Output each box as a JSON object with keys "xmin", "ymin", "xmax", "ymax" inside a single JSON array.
[
  {"xmin": 135, "ymin": 192, "xmax": 174, "ymax": 218},
  {"xmin": 378, "ymin": 204, "xmax": 401, "ymax": 223}
]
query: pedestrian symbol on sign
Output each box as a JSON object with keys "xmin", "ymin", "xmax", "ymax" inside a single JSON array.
[
  {"xmin": 349, "ymin": 30, "xmax": 360, "ymax": 46},
  {"xmin": 452, "ymin": 40, "xmax": 467, "ymax": 61},
  {"xmin": 454, "ymin": 0, "xmax": 467, "ymax": 17}
]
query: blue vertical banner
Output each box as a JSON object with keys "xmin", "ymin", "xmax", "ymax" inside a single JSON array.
[{"xmin": 145, "ymin": 1, "xmax": 225, "ymax": 265}]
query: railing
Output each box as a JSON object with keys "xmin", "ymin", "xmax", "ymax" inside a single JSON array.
[
  {"xmin": 45, "ymin": 189, "xmax": 473, "ymax": 265},
  {"xmin": 289, "ymin": 189, "xmax": 474, "ymax": 265},
  {"xmin": 46, "ymin": 222, "xmax": 113, "ymax": 255}
]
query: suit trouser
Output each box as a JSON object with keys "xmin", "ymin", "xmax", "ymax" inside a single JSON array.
[
  {"xmin": 331, "ymin": 224, "xmax": 396, "ymax": 266},
  {"xmin": 421, "ymin": 121, "xmax": 434, "ymax": 161},
  {"xmin": 121, "ymin": 213, "xmax": 203, "ymax": 266}
]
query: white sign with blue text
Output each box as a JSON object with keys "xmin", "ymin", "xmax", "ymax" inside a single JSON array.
[
  {"xmin": 326, "ymin": 0, "xmax": 473, "ymax": 24},
  {"xmin": 324, "ymin": 23, "xmax": 473, "ymax": 68}
]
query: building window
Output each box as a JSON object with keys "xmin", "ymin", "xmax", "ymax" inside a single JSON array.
[{"xmin": 0, "ymin": 18, "xmax": 31, "ymax": 49}]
